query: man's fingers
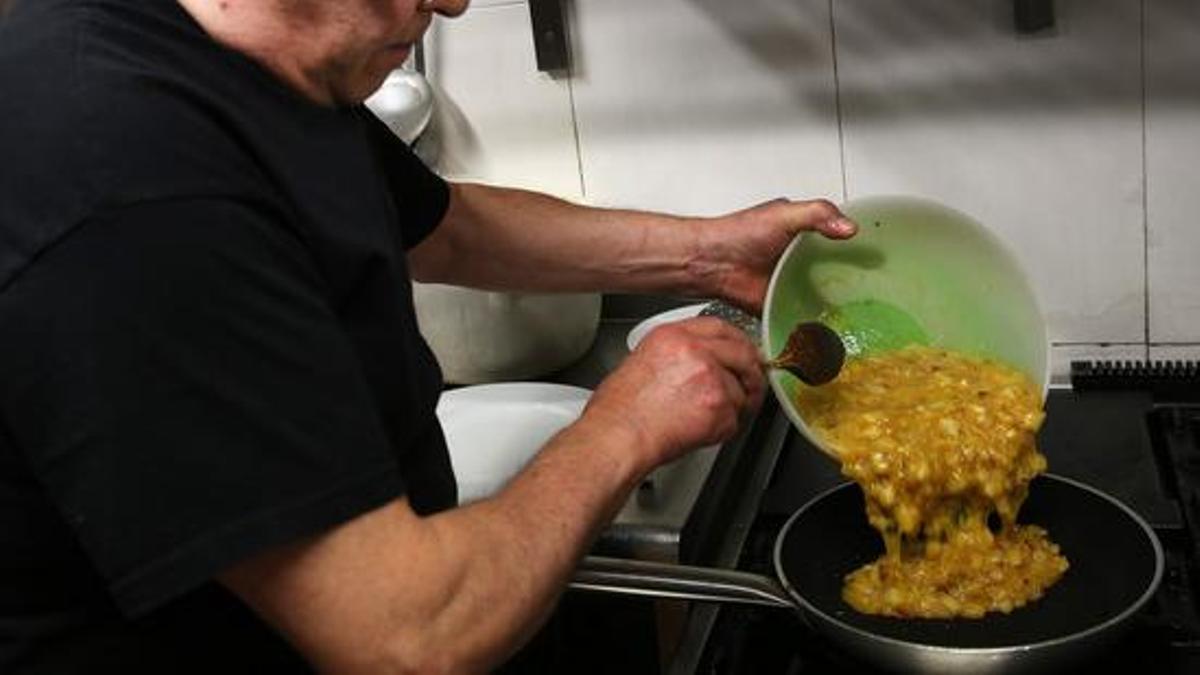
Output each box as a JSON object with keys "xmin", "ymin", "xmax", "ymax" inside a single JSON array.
[
  {"xmin": 787, "ymin": 200, "xmax": 857, "ymax": 239},
  {"xmin": 697, "ymin": 330, "xmax": 766, "ymax": 411},
  {"xmin": 816, "ymin": 215, "xmax": 857, "ymax": 238},
  {"xmin": 673, "ymin": 315, "xmax": 754, "ymax": 341},
  {"xmin": 671, "ymin": 317, "xmax": 766, "ymax": 402},
  {"xmin": 641, "ymin": 317, "xmax": 766, "ymax": 410},
  {"xmin": 717, "ymin": 367, "xmax": 748, "ymax": 416},
  {"xmin": 759, "ymin": 198, "xmax": 856, "ymax": 240}
]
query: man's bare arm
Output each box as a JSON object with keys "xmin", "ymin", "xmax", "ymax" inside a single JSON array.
[
  {"xmin": 220, "ymin": 319, "xmax": 765, "ymax": 674},
  {"xmin": 221, "ymin": 416, "xmax": 637, "ymax": 674},
  {"xmin": 408, "ymin": 183, "xmax": 855, "ymax": 313}
]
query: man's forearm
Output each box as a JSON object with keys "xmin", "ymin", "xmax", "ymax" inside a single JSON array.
[
  {"xmin": 221, "ymin": 319, "xmax": 762, "ymax": 674},
  {"xmin": 409, "ymin": 184, "xmax": 856, "ymax": 313},
  {"xmin": 405, "ymin": 416, "xmax": 646, "ymax": 672},
  {"xmin": 222, "ymin": 411, "xmax": 649, "ymax": 675},
  {"xmin": 409, "ymin": 182, "xmax": 717, "ymax": 297}
]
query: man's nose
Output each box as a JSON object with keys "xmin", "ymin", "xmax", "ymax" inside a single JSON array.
[{"xmin": 420, "ymin": 0, "xmax": 469, "ymax": 17}]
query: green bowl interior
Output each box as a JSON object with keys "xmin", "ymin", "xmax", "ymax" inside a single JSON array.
[{"xmin": 763, "ymin": 196, "xmax": 1049, "ymax": 453}]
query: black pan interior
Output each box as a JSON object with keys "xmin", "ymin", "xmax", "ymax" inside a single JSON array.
[{"xmin": 775, "ymin": 474, "xmax": 1162, "ymax": 648}]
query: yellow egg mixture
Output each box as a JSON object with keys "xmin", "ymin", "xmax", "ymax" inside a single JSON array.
[{"xmin": 794, "ymin": 345, "xmax": 1069, "ymax": 619}]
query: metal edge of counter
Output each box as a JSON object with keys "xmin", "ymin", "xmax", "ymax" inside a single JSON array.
[{"xmin": 667, "ymin": 396, "xmax": 793, "ymax": 674}]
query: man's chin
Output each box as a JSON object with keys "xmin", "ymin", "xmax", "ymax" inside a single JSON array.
[{"xmin": 334, "ymin": 74, "xmax": 391, "ymax": 107}]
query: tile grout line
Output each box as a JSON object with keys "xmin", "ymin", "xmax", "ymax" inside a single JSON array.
[
  {"xmin": 1051, "ymin": 342, "xmax": 1200, "ymax": 347},
  {"xmin": 563, "ymin": 0, "xmax": 587, "ymax": 200},
  {"xmin": 828, "ymin": 0, "xmax": 849, "ymax": 202},
  {"xmin": 1053, "ymin": 341, "xmax": 1151, "ymax": 346},
  {"xmin": 1140, "ymin": 0, "xmax": 1151, "ymax": 361},
  {"xmin": 568, "ymin": 79, "xmax": 587, "ymax": 200}
]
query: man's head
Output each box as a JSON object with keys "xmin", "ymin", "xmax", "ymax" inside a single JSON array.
[{"xmin": 179, "ymin": 0, "xmax": 469, "ymax": 106}]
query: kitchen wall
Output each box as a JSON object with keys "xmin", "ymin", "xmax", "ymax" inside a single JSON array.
[{"xmin": 418, "ymin": 0, "xmax": 1200, "ymax": 381}]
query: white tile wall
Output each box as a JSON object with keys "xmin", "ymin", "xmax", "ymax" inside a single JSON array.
[
  {"xmin": 425, "ymin": 0, "xmax": 1200, "ymax": 370},
  {"xmin": 568, "ymin": 0, "xmax": 844, "ymax": 214},
  {"xmin": 423, "ymin": 3, "xmax": 582, "ymax": 200},
  {"xmin": 835, "ymin": 0, "xmax": 1145, "ymax": 360},
  {"xmin": 1151, "ymin": 345, "xmax": 1200, "ymax": 363},
  {"xmin": 1146, "ymin": 0, "xmax": 1200, "ymax": 344}
]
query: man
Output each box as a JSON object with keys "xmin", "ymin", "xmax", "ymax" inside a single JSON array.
[{"xmin": 0, "ymin": 0, "xmax": 856, "ymax": 672}]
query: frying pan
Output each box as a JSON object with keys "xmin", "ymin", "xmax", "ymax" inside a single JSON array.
[{"xmin": 573, "ymin": 473, "xmax": 1163, "ymax": 674}]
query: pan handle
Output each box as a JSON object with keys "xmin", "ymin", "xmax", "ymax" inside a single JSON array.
[{"xmin": 571, "ymin": 555, "xmax": 793, "ymax": 608}]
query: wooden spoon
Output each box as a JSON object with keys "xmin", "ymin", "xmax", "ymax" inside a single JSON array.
[
  {"xmin": 767, "ymin": 321, "xmax": 846, "ymax": 386},
  {"xmin": 699, "ymin": 302, "xmax": 846, "ymax": 386}
]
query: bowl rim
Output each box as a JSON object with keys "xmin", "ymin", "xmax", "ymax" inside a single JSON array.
[{"xmin": 761, "ymin": 194, "xmax": 1051, "ymax": 455}]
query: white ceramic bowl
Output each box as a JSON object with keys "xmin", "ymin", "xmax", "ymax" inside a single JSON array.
[
  {"xmin": 762, "ymin": 195, "xmax": 1050, "ymax": 457},
  {"xmin": 437, "ymin": 382, "xmax": 591, "ymax": 504}
]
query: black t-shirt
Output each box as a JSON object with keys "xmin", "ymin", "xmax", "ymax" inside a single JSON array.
[{"xmin": 0, "ymin": 0, "xmax": 457, "ymax": 671}]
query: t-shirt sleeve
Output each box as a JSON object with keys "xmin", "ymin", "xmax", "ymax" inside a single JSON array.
[
  {"xmin": 359, "ymin": 107, "xmax": 450, "ymax": 249},
  {"xmin": 0, "ymin": 197, "xmax": 406, "ymax": 617}
]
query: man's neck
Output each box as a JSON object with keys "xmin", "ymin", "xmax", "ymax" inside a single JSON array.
[{"xmin": 176, "ymin": 0, "xmax": 337, "ymax": 105}]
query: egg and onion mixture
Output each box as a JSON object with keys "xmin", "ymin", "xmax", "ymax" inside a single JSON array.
[{"xmin": 794, "ymin": 345, "xmax": 1069, "ymax": 619}]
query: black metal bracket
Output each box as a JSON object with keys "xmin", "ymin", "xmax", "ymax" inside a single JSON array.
[
  {"xmin": 529, "ymin": 0, "xmax": 570, "ymax": 73},
  {"xmin": 1014, "ymin": 0, "xmax": 1056, "ymax": 34}
]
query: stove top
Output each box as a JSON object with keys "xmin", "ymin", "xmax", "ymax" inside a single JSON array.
[{"xmin": 688, "ymin": 362, "xmax": 1200, "ymax": 674}]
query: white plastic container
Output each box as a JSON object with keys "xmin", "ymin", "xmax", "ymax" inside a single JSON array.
[{"xmin": 413, "ymin": 283, "xmax": 601, "ymax": 384}]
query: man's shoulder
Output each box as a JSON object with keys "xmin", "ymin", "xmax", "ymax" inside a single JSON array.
[
  {"xmin": 3, "ymin": 0, "xmax": 269, "ymax": 195},
  {"xmin": 0, "ymin": 0, "xmax": 287, "ymax": 287}
]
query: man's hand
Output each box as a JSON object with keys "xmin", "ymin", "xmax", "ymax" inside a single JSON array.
[
  {"xmin": 696, "ymin": 198, "xmax": 857, "ymax": 314},
  {"xmin": 582, "ymin": 317, "xmax": 766, "ymax": 473},
  {"xmin": 214, "ymin": 318, "xmax": 767, "ymax": 674},
  {"xmin": 410, "ymin": 185, "xmax": 855, "ymax": 308},
  {"xmin": 217, "ymin": 320, "xmax": 767, "ymax": 674}
]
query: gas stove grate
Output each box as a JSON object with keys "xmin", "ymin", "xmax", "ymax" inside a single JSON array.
[{"xmin": 1071, "ymin": 360, "xmax": 1200, "ymax": 402}]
